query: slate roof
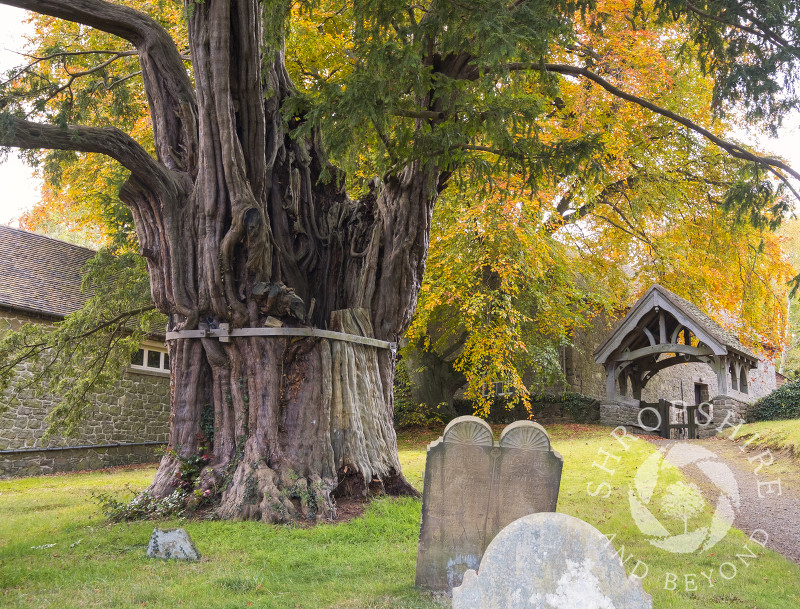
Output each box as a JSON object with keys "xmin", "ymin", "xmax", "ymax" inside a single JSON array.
[
  {"xmin": 594, "ymin": 284, "xmax": 757, "ymax": 362},
  {"xmin": 652, "ymin": 285, "xmax": 757, "ymax": 360},
  {"xmin": 0, "ymin": 225, "xmax": 96, "ymax": 318}
]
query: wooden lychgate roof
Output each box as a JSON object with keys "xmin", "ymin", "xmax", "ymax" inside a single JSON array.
[{"xmin": 594, "ymin": 284, "xmax": 757, "ymax": 370}]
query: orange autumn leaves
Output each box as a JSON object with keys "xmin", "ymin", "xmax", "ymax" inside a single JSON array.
[{"xmin": 410, "ymin": 0, "xmax": 795, "ymax": 406}]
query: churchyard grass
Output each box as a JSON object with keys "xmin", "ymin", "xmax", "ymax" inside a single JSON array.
[
  {"xmin": 721, "ymin": 418, "xmax": 800, "ymax": 456},
  {"xmin": 553, "ymin": 425, "xmax": 800, "ymax": 608},
  {"xmin": 1, "ymin": 424, "xmax": 799, "ymax": 608}
]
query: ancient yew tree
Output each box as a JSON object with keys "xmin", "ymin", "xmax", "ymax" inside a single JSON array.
[{"xmin": 0, "ymin": 0, "xmax": 798, "ymax": 521}]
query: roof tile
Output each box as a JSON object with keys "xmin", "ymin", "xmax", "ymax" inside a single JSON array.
[{"xmin": 0, "ymin": 225, "xmax": 95, "ymax": 318}]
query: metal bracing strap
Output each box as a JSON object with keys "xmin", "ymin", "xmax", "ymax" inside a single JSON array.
[{"xmin": 165, "ymin": 324, "xmax": 397, "ymax": 351}]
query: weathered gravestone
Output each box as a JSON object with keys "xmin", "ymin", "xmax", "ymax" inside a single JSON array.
[
  {"xmin": 452, "ymin": 512, "xmax": 652, "ymax": 609},
  {"xmin": 146, "ymin": 528, "xmax": 201, "ymax": 561},
  {"xmin": 415, "ymin": 416, "xmax": 563, "ymax": 591}
]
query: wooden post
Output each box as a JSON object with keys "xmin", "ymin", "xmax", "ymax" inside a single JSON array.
[
  {"xmin": 605, "ymin": 363, "xmax": 618, "ymax": 402},
  {"xmin": 659, "ymin": 399, "xmax": 670, "ymax": 439},
  {"xmin": 716, "ymin": 356, "xmax": 729, "ymax": 396}
]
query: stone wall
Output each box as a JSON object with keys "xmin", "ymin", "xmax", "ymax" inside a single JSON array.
[
  {"xmin": 559, "ymin": 316, "xmax": 615, "ymax": 399},
  {"xmin": 448, "ymin": 396, "xmax": 600, "ymax": 425},
  {"xmin": 638, "ymin": 358, "xmax": 776, "ymax": 405},
  {"xmin": 711, "ymin": 395, "xmax": 752, "ymax": 429},
  {"xmin": 599, "ymin": 399, "xmax": 642, "ymax": 429},
  {"xmin": 0, "ymin": 309, "xmax": 171, "ymax": 478},
  {"xmin": 2, "ymin": 443, "xmax": 164, "ymax": 478},
  {"xmin": 600, "ymin": 394, "xmax": 752, "ymax": 438}
]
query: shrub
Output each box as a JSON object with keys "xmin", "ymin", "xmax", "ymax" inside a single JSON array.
[
  {"xmin": 94, "ymin": 448, "xmax": 214, "ymax": 521},
  {"xmin": 393, "ymin": 357, "xmax": 445, "ymax": 428},
  {"xmin": 451, "ymin": 391, "xmax": 599, "ymax": 424},
  {"xmin": 753, "ymin": 381, "xmax": 800, "ymax": 421}
]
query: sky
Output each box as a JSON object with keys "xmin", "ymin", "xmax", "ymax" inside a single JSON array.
[
  {"xmin": 0, "ymin": 6, "xmax": 41, "ymax": 226},
  {"xmin": 0, "ymin": 7, "xmax": 798, "ymax": 227}
]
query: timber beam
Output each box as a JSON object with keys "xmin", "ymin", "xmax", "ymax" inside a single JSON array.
[{"xmin": 617, "ymin": 343, "xmax": 714, "ymax": 362}]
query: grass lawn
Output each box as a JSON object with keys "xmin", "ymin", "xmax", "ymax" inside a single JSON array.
[
  {"xmin": 720, "ymin": 418, "xmax": 800, "ymax": 457},
  {"xmin": 1, "ymin": 423, "xmax": 798, "ymax": 608}
]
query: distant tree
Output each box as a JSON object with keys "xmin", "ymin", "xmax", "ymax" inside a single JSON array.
[
  {"xmin": 0, "ymin": 0, "xmax": 798, "ymax": 522},
  {"xmin": 777, "ymin": 219, "xmax": 800, "ymax": 378},
  {"xmin": 409, "ymin": 0, "xmax": 795, "ymax": 407}
]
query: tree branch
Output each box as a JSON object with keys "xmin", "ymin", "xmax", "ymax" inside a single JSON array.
[
  {"xmin": 545, "ymin": 175, "xmax": 638, "ymax": 233},
  {"xmin": 3, "ymin": 49, "xmax": 137, "ymax": 87},
  {"xmin": 0, "ymin": 0, "xmax": 198, "ymax": 172},
  {"xmin": 0, "ymin": 116, "xmax": 178, "ymax": 195},
  {"xmin": 0, "ymin": 0, "xmax": 161, "ymax": 45},
  {"xmin": 685, "ymin": 2, "xmax": 796, "ymax": 54},
  {"xmin": 15, "ymin": 48, "xmax": 192, "ymax": 64},
  {"xmin": 503, "ymin": 61, "xmax": 800, "ymax": 199},
  {"xmin": 7, "ymin": 51, "xmax": 140, "ymax": 113},
  {"xmin": 393, "ymin": 109, "xmax": 446, "ymax": 120}
]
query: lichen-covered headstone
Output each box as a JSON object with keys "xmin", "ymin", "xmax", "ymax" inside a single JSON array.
[
  {"xmin": 415, "ymin": 417, "xmax": 562, "ymax": 591},
  {"xmin": 146, "ymin": 528, "xmax": 201, "ymax": 561},
  {"xmin": 452, "ymin": 512, "xmax": 652, "ymax": 609}
]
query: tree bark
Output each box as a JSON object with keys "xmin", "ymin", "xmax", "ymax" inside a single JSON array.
[
  {"xmin": 0, "ymin": 0, "xmax": 431, "ymax": 521},
  {"xmin": 140, "ymin": 0, "xmax": 435, "ymax": 520}
]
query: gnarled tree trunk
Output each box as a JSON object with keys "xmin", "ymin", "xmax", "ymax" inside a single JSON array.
[
  {"xmin": 1, "ymin": 0, "xmax": 436, "ymax": 521},
  {"xmin": 140, "ymin": 2, "xmax": 436, "ymax": 521}
]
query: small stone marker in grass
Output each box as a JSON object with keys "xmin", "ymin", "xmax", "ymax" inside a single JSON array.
[
  {"xmin": 452, "ymin": 512, "xmax": 652, "ymax": 609},
  {"xmin": 146, "ymin": 528, "xmax": 201, "ymax": 561},
  {"xmin": 415, "ymin": 416, "xmax": 563, "ymax": 591}
]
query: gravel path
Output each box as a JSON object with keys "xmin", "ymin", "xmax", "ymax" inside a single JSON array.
[{"xmin": 650, "ymin": 435, "xmax": 800, "ymax": 564}]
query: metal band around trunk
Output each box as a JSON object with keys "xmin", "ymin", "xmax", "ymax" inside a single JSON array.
[{"xmin": 165, "ymin": 325, "xmax": 396, "ymax": 351}]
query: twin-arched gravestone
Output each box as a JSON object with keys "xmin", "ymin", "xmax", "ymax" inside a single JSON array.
[{"xmin": 414, "ymin": 416, "xmax": 563, "ymax": 591}]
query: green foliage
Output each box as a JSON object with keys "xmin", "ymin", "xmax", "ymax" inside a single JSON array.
[
  {"xmin": 410, "ymin": 175, "xmax": 602, "ymax": 413},
  {"xmin": 96, "ymin": 447, "xmax": 214, "ymax": 521},
  {"xmin": 167, "ymin": 448, "xmax": 211, "ymax": 493},
  {"xmin": 451, "ymin": 391, "xmax": 598, "ymax": 424},
  {"xmin": 392, "ymin": 358, "xmax": 445, "ymax": 428},
  {"xmin": 404, "ymin": 0, "xmax": 795, "ymax": 405},
  {"xmin": 200, "ymin": 402, "xmax": 215, "ymax": 446},
  {"xmin": 95, "ymin": 487, "xmax": 190, "ymax": 522},
  {"xmin": 289, "ymin": 0, "xmax": 606, "ymax": 195},
  {"xmin": 753, "ymin": 381, "xmax": 800, "ymax": 421},
  {"xmin": 653, "ymin": 0, "xmax": 800, "ymax": 130},
  {"xmin": 549, "ymin": 391, "xmax": 599, "ymax": 423},
  {"xmin": 0, "ymin": 248, "xmax": 162, "ymax": 437}
]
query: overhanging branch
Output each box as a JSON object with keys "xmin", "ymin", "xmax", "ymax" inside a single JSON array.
[
  {"xmin": 685, "ymin": 2, "xmax": 796, "ymax": 54},
  {"xmin": 0, "ymin": 0, "xmax": 198, "ymax": 171},
  {"xmin": 0, "ymin": 116, "xmax": 178, "ymax": 195},
  {"xmin": 504, "ymin": 61, "xmax": 800, "ymax": 200},
  {"xmin": 0, "ymin": 0, "xmax": 170, "ymax": 50}
]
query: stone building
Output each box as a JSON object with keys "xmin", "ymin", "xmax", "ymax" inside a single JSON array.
[
  {"xmin": 0, "ymin": 226, "xmax": 171, "ymax": 477},
  {"xmin": 591, "ymin": 284, "xmax": 776, "ymax": 433},
  {"xmin": 407, "ymin": 284, "xmax": 778, "ymax": 431}
]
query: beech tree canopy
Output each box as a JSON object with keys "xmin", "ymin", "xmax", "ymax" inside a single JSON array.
[
  {"xmin": 0, "ymin": 0, "xmax": 798, "ymax": 521},
  {"xmin": 405, "ymin": 0, "xmax": 798, "ymax": 407}
]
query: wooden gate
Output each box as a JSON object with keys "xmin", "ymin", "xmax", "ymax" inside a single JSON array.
[{"xmin": 639, "ymin": 399, "xmax": 701, "ymax": 439}]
